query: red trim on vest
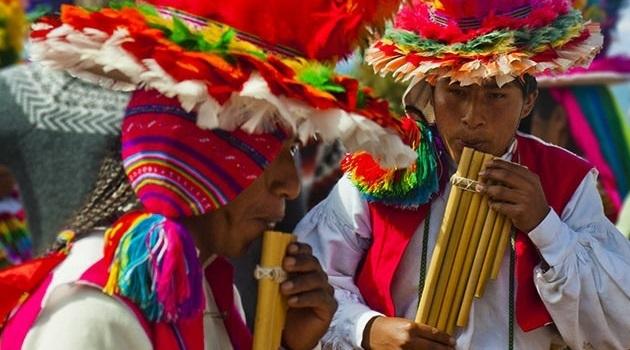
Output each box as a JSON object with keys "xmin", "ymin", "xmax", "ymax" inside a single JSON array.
[
  {"xmin": 205, "ymin": 257, "xmax": 253, "ymax": 350},
  {"xmin": 355, "ymin": 202, "xmax": 430, "ymax": 315},
  {"xmin": 356, "ymin": 135, "xmax": 592, "ymax": 331}
]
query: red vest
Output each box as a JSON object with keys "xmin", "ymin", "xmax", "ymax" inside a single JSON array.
[
  {"xmin": 355, "ymin": 134, "xmax": 592, "ymax": 332},
  {"xmin": 1, "ymin": 256, "xmax": 251, "ymax": 350}
]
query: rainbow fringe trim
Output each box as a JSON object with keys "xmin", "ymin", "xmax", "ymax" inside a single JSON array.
[
  {"xmin": 103, "ymin": 211, "xmax": 203, "ymax": 322},
  {"xmin": 0, "ymin": 212, "xmax": 32, "ymax": 267},
  {"xmin": 342, "ymin": 117, "xmax": 440, "ymax": 208}
]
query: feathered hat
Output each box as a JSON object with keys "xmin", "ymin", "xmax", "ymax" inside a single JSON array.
[
  {"xmin": 29, "ymin": 0, "xmax": 416, "ymax": 170},
  {"xmin": 367, "ymin": 0, "xmax": 604, "ymax": 88},
  {"xmin": 22, "ymin": 0, "xmax": 415, "ymax": 324}
]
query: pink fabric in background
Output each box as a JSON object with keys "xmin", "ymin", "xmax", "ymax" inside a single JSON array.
[{"xmin": 550, "ymin": 88, "xmax": 622, "ymax": 212}]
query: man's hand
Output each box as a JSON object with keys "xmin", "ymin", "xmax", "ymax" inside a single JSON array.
[
  {"xmin": 478, "ymin": 159, "xmax": 550, "ymax": 232},
  {"xmin": 362, "ymin": 316, "xmax": 455, "ymax": 350},
  {"xmin": 281, "ymin": 242, "xmax": 337, "ymax": 350}
]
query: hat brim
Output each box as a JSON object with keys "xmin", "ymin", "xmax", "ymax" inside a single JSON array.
[
  {"xmin": 29, "ymin": 4, "xmax": 417, "ymax": 169},
  {"xmin": 536, "ymin": 56, "xmax": 630, "ymax": 87}
]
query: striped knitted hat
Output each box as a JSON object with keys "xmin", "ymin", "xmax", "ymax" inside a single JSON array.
[{"xmin": 122, "ymin": 90, "xmax": 286, "ymax": 218}]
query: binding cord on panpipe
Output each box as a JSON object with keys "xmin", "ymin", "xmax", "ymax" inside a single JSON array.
[
  {"xmin": 415, "ymin": 147, "xmax": 513, "ymax": 335},
  {"xmin": 253, "ymin": 231, "xmax": 296, "ymax": 350}
]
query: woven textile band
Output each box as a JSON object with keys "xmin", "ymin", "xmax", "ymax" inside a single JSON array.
[
  {"xmin": 429, "ymin": 4, "xmax": 532, "ymax": 30},
  {"xmin": 254, "ymin": 265, "xmax": 288, "ymax": 283},
  {"xmin": 450, "ymin": 174, "xmax": 480, "ymax": 193},
  {"xmin": 156, "ymin": 6, "xmax": 304, "ymax": 58}
]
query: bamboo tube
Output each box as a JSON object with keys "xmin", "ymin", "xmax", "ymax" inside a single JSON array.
[
  {"xmin": 475, "ymin": 214, "xmax": 505, "ymax": 298},
  {"xmin": 456, "ymin": 207, "xmax": 498, "ymax": 327},
  {"xmin": 435, "ymin": 151, "xmax": 485, "ymax": 331},
  {"xmin": 426, "ymin": 148, "xmax": 478, "ymax": 326},
  {"xmin": 445, "ymin": 153, "xmax": 494, "ymax": 334},
  {"xmin": 415, "ymin": 147, "xmax": 474, "ymax": 325},
  {"xmin": 490, "ymin": 218, "xmax": 513, "ymax": 279},
  {"xmin": 253, "ymin": 231, "xmax": 296, "ymax": 350}
]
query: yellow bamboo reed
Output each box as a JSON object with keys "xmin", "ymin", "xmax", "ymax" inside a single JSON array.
[
  {"xmin": 436, "ymin": 151, "xmax": 485, "ymax": 331},
  {"xmin": 426, "ymin": 148, "xmax": 479, "ymax": 327},
  {"xmin": 475, "ymin": 214, "xmax": 505, "ymax": 298},
  {"xmin": 415, "ymin": 147, "xmax": 474, "ymax": 325},
  {"xmin": 456, "ymin": 207, "xmax": 498, "ymax": 327},
  {"xmin": 253, "ymin": 231, "xmax": 296, "ymax": 350},
  {"xmin": 445, "ymin": 153, "xmax": 494, "ymax": 334},
  {"xmin": 490, "ymin": 218, "xmax": 513, "ymax": 279}
]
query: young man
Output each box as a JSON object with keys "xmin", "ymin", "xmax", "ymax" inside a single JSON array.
[{"xmin": 296, "ymin": 0, "xmax": 630, "ymax": 349}]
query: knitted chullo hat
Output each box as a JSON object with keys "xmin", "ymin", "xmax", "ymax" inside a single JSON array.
[{"xmin": 26, "ymin": 0, "xmax": 416, "ymax": 323}]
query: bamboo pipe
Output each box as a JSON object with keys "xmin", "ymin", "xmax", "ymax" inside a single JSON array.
[
  {"xmin": 426, "ymin": 148, "xmax": 479, "ymax": 326},
  {"xmin": 435, "ymin": 151, "xmax": 486, "ymax": 331},
  {"xmin": 456, "ymin": 205, "xmax": 499, "ymax": 327},
  {"xmin": 253, "ymin": 231, "xmax": 296, "ymax": 350},
  {"xmin": 490, "ymin": 218, "xmax": 513, "ymax": 279},
  {"xmin": 415, "ymin": 147, "xmax": 474, "ymax": 325},
  {"xmin": 475, "ymin": 214, "xmax": 506, "ymax": 298},
  {"xmin": 445, "ymin": 153, "xmax": 494, "ymax": 334}
]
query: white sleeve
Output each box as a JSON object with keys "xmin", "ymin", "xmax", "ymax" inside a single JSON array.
[
  {"xmin": 23, "ymin": 285, "xmax": 152, "ymax": 350},
  {"xmin": 528, "ymin": 170, "xmax": 630, "ymax": 350},
  {"xmin": 295, "ymin": 176, "xmax": 382, "ymax": 349}
]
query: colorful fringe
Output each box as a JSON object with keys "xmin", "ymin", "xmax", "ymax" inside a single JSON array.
[
  {"xmin": 103, "ymin": 211, "xmax": 203, "ymax": 322},
  {"xmin": 342, "ymin": 117, "xmax": 441, "ymax": 208},
  {"xmin": 367, "ymin": 7, "xmax": 602, "ymax": 87}
]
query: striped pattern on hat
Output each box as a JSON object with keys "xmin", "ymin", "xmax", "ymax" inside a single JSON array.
[{"xmin": 122, "ymin": 90, "xmax": 286, "ymax": 218}]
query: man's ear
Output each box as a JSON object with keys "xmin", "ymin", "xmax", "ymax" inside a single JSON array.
[{"xmin": 521, "ymin": 89, "xmax": 539, "ymax": 119}]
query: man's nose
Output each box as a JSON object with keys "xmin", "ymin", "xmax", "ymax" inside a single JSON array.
[{"xmin": 461, "ymin": 99, "xmax": 486, "ymax": 129}]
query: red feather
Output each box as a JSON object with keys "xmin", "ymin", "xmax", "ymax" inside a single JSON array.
[{"xmin": 146, "ymin": 0, "xmax": 405, "ymax": 60}]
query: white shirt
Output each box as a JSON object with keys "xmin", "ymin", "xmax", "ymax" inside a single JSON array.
[
  {"xmin": 23, "ymin": 235, "xmax": 239, "ymax": 350},
  {"xmin": 295, "ymin": 148, "xmax": 630, "ymax": 349}
]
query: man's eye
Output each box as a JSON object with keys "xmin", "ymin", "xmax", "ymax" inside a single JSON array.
[{"xmin": 489, "ymin": 93, "xmax": 506, "ymax": 99}]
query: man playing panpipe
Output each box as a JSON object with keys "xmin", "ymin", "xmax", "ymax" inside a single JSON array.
[{"xmin": 295, "ymin": 0, "xmax": 630, "ymax": 349}]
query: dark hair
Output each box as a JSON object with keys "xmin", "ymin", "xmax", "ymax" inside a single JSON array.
[
  {"xmin": 520, "ymin": 74, "xmax": 538, "ymax": 97},
  {"xmin": 65, "ymin": 138, "xmax": 139, "ymax": 237},
  {"xmin": 517, "ymin": 74, "xmax": 539, "ymax": 133}
]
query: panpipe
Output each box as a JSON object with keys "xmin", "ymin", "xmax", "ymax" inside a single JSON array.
[
  {"xmin": 253, "ymin": 231, "xmax": 296, "ymax": 350},
  {"xmin": 415, "ymin": 147, "xmax": 513, "ymax": 335}
]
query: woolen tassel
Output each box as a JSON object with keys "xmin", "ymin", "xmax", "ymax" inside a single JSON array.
[
  {"xmin": 342, "ymin": 117, "xmax": 441, "ymax": 208},
  {"xmin": 103, "ymin": 212, "xmax": 204, "ymax": 322}
]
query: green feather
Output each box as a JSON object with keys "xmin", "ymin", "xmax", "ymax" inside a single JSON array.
[{"xmin": 297, "ymin": 65, "xmax": 346, "ymax": 93}]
